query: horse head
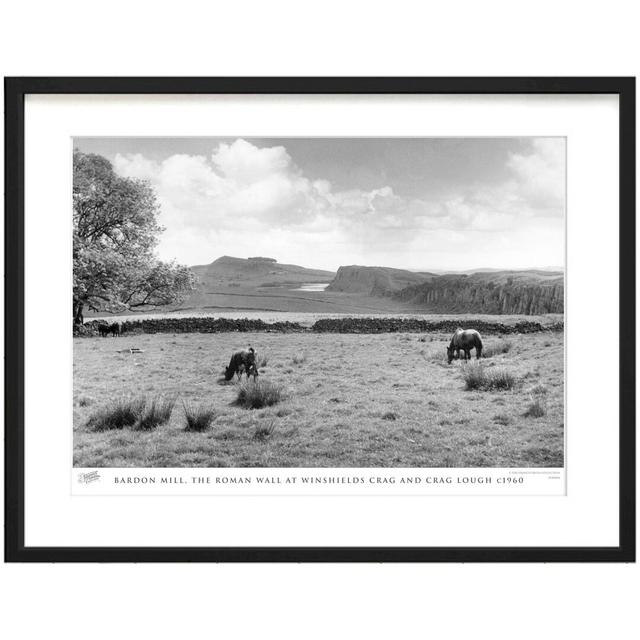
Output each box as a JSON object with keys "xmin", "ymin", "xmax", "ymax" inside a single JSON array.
[{"xmin": 446, "ymin": 345, "xmax": 456, "ymax": 364}]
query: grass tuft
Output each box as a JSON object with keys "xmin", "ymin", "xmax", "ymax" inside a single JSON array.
[
  {"xmin": 530, "ymin": 384, "xmax": 548, "ymax": 396},
  {"xmin": 86, "ymin": 397, "xmax": 145, "ymax": 431},
  {"xmin": 253, "ymin": 419, "xmax": 276, "ymax": 440},
  {"xmin": 134, "ymin": 396, "xmax": 176, "ymax": 431},
  {"xmin": 462, "ymin": 363, "xmax": 516, "ymax": 391},
  {"xmin": 524, "ymin": 399, "xmax": 546, "ymax": 418},
  {"xmin": 382, "ymin": 412, "xmax": 398, "ymax": 421},
  {"xmin": 259, "ymin": 354, "xmax": 269, "ymax": 368},
  {"xmin": 235, "ymin": 380, "xmax": 284, "ymax": 409},
  {"xmin": 292, "ymin": 353, "xmax": 307, "ymax": 365},
  {"xmin": 183, "ymin": 401, "xmax": 216, "ymax": 432}
]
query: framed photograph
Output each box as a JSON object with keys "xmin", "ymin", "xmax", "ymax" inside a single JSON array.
[{"xmin": 4, "ymin": 77, "xmax": 635, "ymax": 562}]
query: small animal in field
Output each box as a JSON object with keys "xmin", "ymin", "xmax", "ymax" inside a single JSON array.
[
  {"xmin": 447, "ymin": 328, "xmax": 483, "ymax": 363},
  {"xmin": 225, "ymin": 347, "xmax": 259, "ymax": 381},
  {"xmin": 109, "ymin": 322, "xmax": 122, "ymax": 337},
  {"xmin": 97, "ymin": 323, "xmax": 111, "ymax": 337}
]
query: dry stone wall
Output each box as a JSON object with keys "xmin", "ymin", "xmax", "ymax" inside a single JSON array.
[{"xmin": 77, "ymin": 316, "xmax": 563, "ymax": 336}]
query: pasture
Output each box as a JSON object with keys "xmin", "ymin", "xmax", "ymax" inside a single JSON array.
[{"xmin": 73, "ymin": 329, "xmax": 564, "ymax": 468}]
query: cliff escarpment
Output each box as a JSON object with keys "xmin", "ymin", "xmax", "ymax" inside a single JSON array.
[
  {"xmin": 396, "ymin": 272, "xmax": 564, "ymax": 315},
  {"xmin": 326, "ymin": 265, "xmax": 435, "ymax": 296},
  {"xmin": 326, "ymin": 266, "xmax": 564, "ymax": 315}
]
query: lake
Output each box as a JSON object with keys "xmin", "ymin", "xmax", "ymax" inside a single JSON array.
[{"xmin": 291, "ymin": 283, "xmax": 330, "ymax": 292}]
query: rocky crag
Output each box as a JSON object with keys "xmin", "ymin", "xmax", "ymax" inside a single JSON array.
[{"xmin": 327, "ymin": 266, "xmax": 563, "ymax": 315}]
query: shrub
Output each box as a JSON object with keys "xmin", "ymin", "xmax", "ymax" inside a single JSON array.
[
  {"xmin": 483, "ymin": 339, "xmax": 513, "ymax": 358},
  {"xmin": 524, "ymin": 399, "xmax": 546, "ymax": 418},
  {"xmin": 86, "ymin": 397, "xmax": 145, "ymax": 431},
  {"xmin": 253, "ymin": 419, "xmax": 276, "ymax": 440},
  {"xmin": 183, "ymin": 402, "xmax": 216, "ymax": 432},
  {"xmin": 462, "ymin": 363, "xmax": 516, "ymax": 391},
  {"xmin": 235, "ymin": 380, "xmax": 284, "ymax": 409},
  {"xmin": 135, "ymin": 397, "xmax": 175, "ymax": 431},
  {"xmin": 382, "ymin": 412, "xmax": 398, "ymax": 421}
]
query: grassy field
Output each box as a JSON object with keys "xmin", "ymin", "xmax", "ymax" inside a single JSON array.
[{"xmin": 73, "ymin": 329, "xmax": 564, "ymax": 468}]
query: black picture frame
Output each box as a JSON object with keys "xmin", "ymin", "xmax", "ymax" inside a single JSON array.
[{"xmin": 4, "ymin": 77, "xmax": 635, "ymax": 563}]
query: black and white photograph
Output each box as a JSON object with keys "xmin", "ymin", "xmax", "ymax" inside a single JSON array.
[{"xmin": 72, "ymin": 136, "xmax": 565, "ymax": 470}]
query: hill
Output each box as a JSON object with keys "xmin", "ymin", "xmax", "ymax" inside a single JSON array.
[
  {"xmin": 326, "ymin": 265, "xmax": 436, "ymax": 295},
  {"xmin": 177, "ymin": 256, "xmax": 410, "ymax": 314},
  {"xmin": 191, "ymin": 255, "xmax": 334, "ymax": 287}
]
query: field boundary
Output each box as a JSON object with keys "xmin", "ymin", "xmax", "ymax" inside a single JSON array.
[{"xmin": 76, "ymin": 317, "xmax": 564, "ymax": 336}]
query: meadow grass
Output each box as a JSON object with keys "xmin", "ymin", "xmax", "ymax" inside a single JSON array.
[
  {"xmin": 483, "ymin": 339, "xmax": 513, "ymax": 358},
  {"xmin": 74, "ymin": 328, "xmax": 564, "ymax": 468}
]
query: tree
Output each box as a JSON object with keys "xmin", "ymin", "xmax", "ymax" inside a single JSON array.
[{"xmin": 73, "ymin": 150, "xmax": 195, "ymax": 324}]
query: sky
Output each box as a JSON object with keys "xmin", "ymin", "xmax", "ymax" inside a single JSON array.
[{"xmin": 74, "ymin": 137, "xmax": 566, "ymax": 272}]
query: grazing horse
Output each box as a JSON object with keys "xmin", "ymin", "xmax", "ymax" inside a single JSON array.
[
  {"xmin": 225, "ymin": 347, "xmax": 259, "ymax": 381},
  {"xmin": 447, "ymin": 328, "xmax": 483, "ymax": 363}
]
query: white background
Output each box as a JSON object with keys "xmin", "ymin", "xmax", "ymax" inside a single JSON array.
[{"xmin": 1, "ymin": 1, "xmax": 638, "ymax": 639}]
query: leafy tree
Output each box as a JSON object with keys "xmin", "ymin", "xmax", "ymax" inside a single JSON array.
[{"xmin": 73, "ymin": 150, "xmax": 194, "ymax": 324}]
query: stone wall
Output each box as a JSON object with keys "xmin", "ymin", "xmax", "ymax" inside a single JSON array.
[
  {"xmin": 77, "ymin": 316, "xmax": 563, "ymax": 336},
  {"xmin": 79, "ymin": 317, "xmax": 306, "ymax": 336},
  {"xmin": 310, "ymin": 317, "xmax": 563, "ymax": 334}
]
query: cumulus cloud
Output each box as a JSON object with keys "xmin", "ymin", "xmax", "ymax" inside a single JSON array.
[{"xmin": 112, "ymin": 137, "xmax": 565, "ymax": 270}]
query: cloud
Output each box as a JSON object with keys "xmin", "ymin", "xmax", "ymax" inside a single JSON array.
[
  {"xmin": 506, "ymin": 138, "xmax": 565, "ymax": 212},
  {"xmin": 112, "ymin": 138, "xmax": 565, "ymax": 269}
]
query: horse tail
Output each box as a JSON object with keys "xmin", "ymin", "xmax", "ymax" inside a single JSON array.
[
  {"xmin": 475, "ymin": 333, "xmax": 483, "ymax": 358},
  {"xmin": 224, "ymin": 354, "xmax": 237, "ymax": 381}
]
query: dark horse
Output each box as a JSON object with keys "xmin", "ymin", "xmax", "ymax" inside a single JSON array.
[
  {"xmin": 98, "ymin": 322, "xmax": 122, "ymax": 337},
  {"xmin": 447, "ymin": 329, "xmax": 483, "ymax": 363},
  {"xmin": 97, "ymin": 323, "xmax": 111, "ymax": 337},
  {"xmin": 224, "ymin": 347, "xmax": 259, "ymax": 381}
]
